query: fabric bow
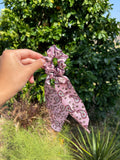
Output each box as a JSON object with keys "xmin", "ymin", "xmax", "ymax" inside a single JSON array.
[{"xmin": 43, "ymin": 45, "xmax": 89, "ymax": 133}]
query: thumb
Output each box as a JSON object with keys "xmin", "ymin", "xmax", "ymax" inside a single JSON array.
[{"xmin": 27, "ymin": 58, "xmax": 46, "ymax": 75}]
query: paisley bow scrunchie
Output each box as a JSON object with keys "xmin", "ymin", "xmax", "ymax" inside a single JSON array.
[{"xmin": 43, "ymin": 45, "xmax": 89, "ymax": 133}]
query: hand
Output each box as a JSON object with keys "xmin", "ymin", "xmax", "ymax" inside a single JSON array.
[{"xmin": 0, "ymin": 49, "xmax": 45, "ymax": 106}]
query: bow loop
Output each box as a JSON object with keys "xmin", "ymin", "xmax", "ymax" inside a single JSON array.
[{"xmin": 44, "ymin": 45, "xmax": 68, "ymax": 79}]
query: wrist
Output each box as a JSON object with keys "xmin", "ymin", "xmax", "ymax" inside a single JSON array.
[
  {"xmin": 0, "ymin": 90, "xmax": 9, "ymax": 107},
  {"xmin": 0, "ymin": 81, "xmax": 16, "ymax": 107}
]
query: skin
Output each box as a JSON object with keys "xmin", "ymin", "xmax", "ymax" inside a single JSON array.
[{"xmin": 0, "ymin": 49, "xmax": 46, "ymax": 106}]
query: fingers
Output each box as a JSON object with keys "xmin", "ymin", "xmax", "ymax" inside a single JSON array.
[
  {"xmin": 29, "ymin": 75, "xmax": 34, "ymax": 83},
  {"xmin": 21, "ymin": 58, "xmax": 44, "ymax": 83},
  {"xmin": 3, "ymin": 49, "xmax": 43, "ymax": 60},
  {"xmin": 27, "ymin": 58, "xmax": 46, "ymax": 75},
  {"xmin": 16, "ymin": 49, "xmax": 43, "ymax": 59},
  {"xmin": 21, "ymin": 58, "xmax": 36, "ymax": 65},
  {"xmin": 21, "ymin": 58, "xmax": 45, "ymax": 83},
  {"xmin": 2, "ymin": 49, "xmax": 46, "ymax": 84}
]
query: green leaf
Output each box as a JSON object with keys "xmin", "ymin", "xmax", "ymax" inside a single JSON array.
[
  {"xmin": 104, "ymin": 58, "xmax": 111, "ymax": 65},
  {"xmin": 69, "ymin": 0, "xmax": 74, "ymax": 7}
]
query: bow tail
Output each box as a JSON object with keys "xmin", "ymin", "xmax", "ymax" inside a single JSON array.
[
  {"xmin": 45, "ymin": 82, "xmax": 69, "ymax": 132},
  {"xmin": 70, "ymin": 111, "xmax": 90, "ymax": 133},
  {"xmin": 55, "ymin": 77, "xmax": 90, "ymax": 133}
]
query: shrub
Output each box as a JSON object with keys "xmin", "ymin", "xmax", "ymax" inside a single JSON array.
[
  {"xmin": 1, "ymin": 120, "xmax": 72, "ymax": 160},
  {"xmin": 0, "ymin": 92, "xmax": 49, "ymax": 129},
  {"xmin": 66, "ymin": 42, "xmax": 120, "ymax": 120},
  {"xmin": 62, "ymin": 125, "xmax": 120, "ymax": 160},
  {"xmin": 0, "ymin": 0, "xmax": 120, "ymax": 119}
]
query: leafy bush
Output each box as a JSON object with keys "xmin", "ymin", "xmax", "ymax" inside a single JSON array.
[
  {"xmin": 1, "ymin": 120, "xmax": 72, "ymax": 160},
  {"xmin": 0, "ymin": 0, "xmax": 120, "ymax": 119},
  {"xmin": 104, "ymin": 97, "xmax": 120, "ymax": 134},
  {"xmin": 62, "ymin": 125, "xmax": 120, "ymax": 160},
  {"xmin": 0, "ymin": 0, "xmax": 119, "ymax": 52},
  {"xmin": 66, "ymin": 42, "xmax": 120, "ymax": 120}
]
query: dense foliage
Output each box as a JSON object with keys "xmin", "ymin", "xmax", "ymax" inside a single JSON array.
[{"xmin": 0, "ymin": 0, "xmax": 120, "ymax": 120}]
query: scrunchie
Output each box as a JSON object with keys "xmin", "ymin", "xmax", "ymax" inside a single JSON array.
[{"xmin": 43, "ymin": 45, "xmax": 89, "ymax": 133}]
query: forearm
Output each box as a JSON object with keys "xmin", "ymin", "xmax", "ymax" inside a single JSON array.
[{"xmin": 0, "ymin": 91, "xmax": 9, "ymax": 107}]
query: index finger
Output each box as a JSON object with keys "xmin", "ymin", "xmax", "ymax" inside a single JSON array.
[{"xmin": 15, "ymin": 49, "xmax": 43, "ymax": 60}]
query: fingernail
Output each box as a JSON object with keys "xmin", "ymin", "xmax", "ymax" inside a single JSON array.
[
  {"xmin": 41, "ymin": 57, "xmax": 46, "ymax": 63},
  {"xmin": 40, "ymin": 57, "xmax": 47, "ymax": 68}
]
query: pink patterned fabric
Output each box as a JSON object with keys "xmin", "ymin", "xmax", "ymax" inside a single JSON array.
[{"xmin": 43, "ymin": 45, "xmax": 90, "ymax": 133}]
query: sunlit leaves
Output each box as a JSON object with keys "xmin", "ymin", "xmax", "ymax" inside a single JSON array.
[{"xmin": 0, "ymin": 0, "xmax": 120, "ymax": 115}]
